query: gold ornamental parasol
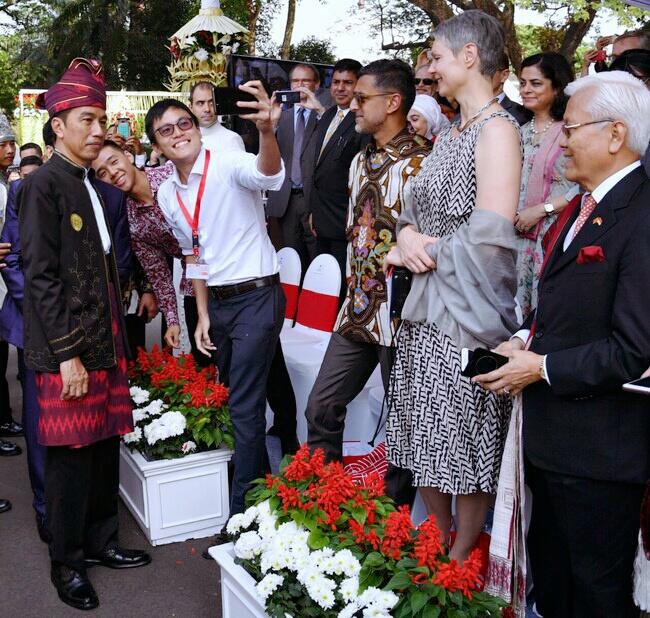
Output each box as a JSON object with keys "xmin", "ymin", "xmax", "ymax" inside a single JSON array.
[{"xmin": 166, "ymin": 0, "xmax": 249, "ymax": 92}]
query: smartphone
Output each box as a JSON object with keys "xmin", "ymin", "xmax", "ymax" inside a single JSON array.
[
  {"xmin": 117, "ymin": 118, "xmax": 130, "ymax": 139},
  {"xmin": 275, "ymin": 90, "xmax": 302, "ymax": 106},
  {"xmin": 461, "ymin": 348, "xmax": 509, "ymax": 378},
  {"xmin": 213, "ymin": 86, "xmax": 257, "ymax": 116},
  {"xmin": 623, "ymin": 376, "xmax": 650, "ymax": 396}
]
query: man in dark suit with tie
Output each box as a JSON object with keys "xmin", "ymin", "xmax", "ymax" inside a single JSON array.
[
  {"xmin": 476, "ymin": 71, "xmax": 650, "ymax": 617},
  {"xmin": 267, "ymin": 63, "xmax": 321, "ymax": 270},
  {"xmin": 302, "ymin": 58, "xmax": 370, "ymax": 298}
]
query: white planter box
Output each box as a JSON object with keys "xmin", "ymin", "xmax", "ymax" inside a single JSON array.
[
  {"xmin": 119, "ymin": 443, "xmax": 233, "ymax": 546},
  {"xmin": 210, "ymin": 543, "xmax": 268, "ymax": 618}
]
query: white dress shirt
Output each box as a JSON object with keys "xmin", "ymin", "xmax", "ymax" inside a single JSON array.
[
  {"xmin": 200, "ymin": 121, "xmax": 246, "ymax": 154},
  {"xmin": 83, "ymin": 172, "xmax": 111, "ymax": 254},
  {"xmin": 514, "ymin": 160, "xmax": 643, "ymax": 383},
  {"xmin": 157, "ymin": 147, "xmax": 284, "ymax": 286}
]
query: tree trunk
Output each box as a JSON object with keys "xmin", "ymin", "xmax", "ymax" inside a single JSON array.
[
  {"xmin": 281, "ymin": 0, "xmax": 297, "ymax": 60},
  {"xmin": 246, "ymin": 0, "xmax": 263, "ymax": 56},
  {"xmin": 559, "ymin": 6, "xmax": 598, "ymax": 62}
]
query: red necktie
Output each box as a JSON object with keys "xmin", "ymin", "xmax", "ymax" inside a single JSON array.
[{"xmin": 571, "ymin": 194, "xmax": 598, "ymax": 241}]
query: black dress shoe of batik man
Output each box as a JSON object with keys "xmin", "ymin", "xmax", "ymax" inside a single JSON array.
[
  {"xmin": 0, "ymin": 439, "xmax": 21, "ymax": 456},
  {"xmin": 51, "ymin": 564, "xmax": 99, "ymax": 611}
]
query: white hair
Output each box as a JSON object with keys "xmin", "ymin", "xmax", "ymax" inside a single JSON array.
[{"xmin": 564, "ymin": 71, "xmax": 650, "ymax": 155}]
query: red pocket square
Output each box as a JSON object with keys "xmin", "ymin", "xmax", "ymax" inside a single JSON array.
[{"xmin": 577, "ymin": 245, "xmax": 605, "ymax": 264}]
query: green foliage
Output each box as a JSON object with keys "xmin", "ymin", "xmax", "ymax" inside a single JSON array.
[{"xmin": 289, "ymin": 36, "xmax": 336, "ymax": 64}]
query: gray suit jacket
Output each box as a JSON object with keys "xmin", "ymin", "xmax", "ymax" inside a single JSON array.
[{"xmin": 266, "ymin": 107, "xmax": 318, "ymax": 218}]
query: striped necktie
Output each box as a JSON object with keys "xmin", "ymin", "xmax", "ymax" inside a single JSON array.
[{"xmin": 320, "ymin": 109, "xmax": 346, "ymax": 156}]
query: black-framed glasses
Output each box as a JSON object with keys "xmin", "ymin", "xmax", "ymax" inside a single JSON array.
[
  {"xmin": 561, "ymin": 118, "xmax": 616, "ymax": 138},
  {"xmin": 415, "ymin": 78, "xmax": 435, "ymax": 86},
  {"xmin": 352, "ymin": 91, "xmax": 397, "ymax": 105},
  {"xmin": 154, "ymin": 116, "xmax": 195, "ymax": 138}
]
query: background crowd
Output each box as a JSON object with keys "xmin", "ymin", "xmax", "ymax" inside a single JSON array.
[{"xmin": 0, "ymin": 9, "xmax": 649, "ymax": 617}]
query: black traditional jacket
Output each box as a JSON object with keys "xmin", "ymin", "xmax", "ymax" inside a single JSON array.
[{"xmin": 18, "ymin": 152, "xmax": 127, "ymax": 373}]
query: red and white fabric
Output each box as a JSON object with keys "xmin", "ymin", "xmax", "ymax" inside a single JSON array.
[{"xmin": 277, "ymin": 247, "xmax": 301, "ymax": 327}]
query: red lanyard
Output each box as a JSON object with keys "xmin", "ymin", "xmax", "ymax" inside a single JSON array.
[{"xmin": 176, "ymin": 150, "xmax": 211, "ymax": 258}]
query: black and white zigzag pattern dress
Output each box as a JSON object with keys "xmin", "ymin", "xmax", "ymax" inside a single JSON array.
[{"xmin": 386, "ymin": 111, "xmax": 516, "ymax": 494}]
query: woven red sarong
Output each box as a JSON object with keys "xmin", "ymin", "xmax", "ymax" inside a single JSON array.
[{"xmin": 36, "ymin": 286, "xmax": 133, "ymax": 447}]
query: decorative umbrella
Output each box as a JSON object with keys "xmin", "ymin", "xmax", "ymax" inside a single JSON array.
[{"xmin": 166, "ymin": 0, "xmax": 249, "ymax": 92}]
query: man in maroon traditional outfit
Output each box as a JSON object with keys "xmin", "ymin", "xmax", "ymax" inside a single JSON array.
[{"xmin": 18, "ymin": 58, "xmax": 150, "ymax": 611}]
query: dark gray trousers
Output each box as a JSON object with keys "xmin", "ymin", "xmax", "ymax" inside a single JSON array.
[{"xmin": 305, "ymin": 332, "xmax": 415, "ymax": 506}]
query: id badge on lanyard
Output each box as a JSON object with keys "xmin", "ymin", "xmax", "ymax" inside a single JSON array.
[{"xmin": 176, "ymin": 150, "xmax": 211, "ymax": 280}]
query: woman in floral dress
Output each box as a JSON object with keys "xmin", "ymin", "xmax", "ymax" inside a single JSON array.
[{"xmin": 513, "ymin": 52, "xmax": 579, "ymax": 319}]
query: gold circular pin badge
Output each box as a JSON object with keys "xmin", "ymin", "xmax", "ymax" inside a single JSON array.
[{"xmin": 70, "ymin": 213, "xmax": 83, "ymax": 232}]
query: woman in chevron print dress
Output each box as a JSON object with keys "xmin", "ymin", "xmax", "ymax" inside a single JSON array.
[{"xmin": 384, "ymin": 11, "xmax": 522, "ymax": 562}]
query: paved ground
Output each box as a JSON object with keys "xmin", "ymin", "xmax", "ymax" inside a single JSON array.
[{"xmin": 0, "ymin": 346, "xmax": 223, "ymax": 617}]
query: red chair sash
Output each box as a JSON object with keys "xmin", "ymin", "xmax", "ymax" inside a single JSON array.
[
  {"xmin": 295, "ymin": 289, "xmax": 339, "ymax": 332},
  {"xmin": 281, "ymin": 282, "xmax": 300, "ymax": 320}
]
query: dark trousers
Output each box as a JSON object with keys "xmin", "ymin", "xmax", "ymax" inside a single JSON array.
[
  {"xmin": 17, "ymin": 349, "xmax": 46, "ymax": 517},
  {"xmin": 266, "ymin": 341, "xmax": 299, "ymax": 455},
  {"xmin": 0, "ymin": 339, "xmax": 12, "ymax": 423},
  {"xmin": 184, "ymin": 295, "xmax": 212, "ymax": 368},
  {"xmin": 526, "ymin": 460, "xmax": 644, "ymax": 618},
  {"xmin": 124, "ymin": 313, "xmax": 146, "ymax": 353},
  {"xmin": 46, "ymin": 436, "xmax": 120, "ymax": 571},
  {"xmin": 306, "ymin": 332, "xmax": 416, "ymax": 507},
  {"xmin": 208, "ymin": 283, "xmax": 284, "ymax": 515},
  {"xmin": 315, "ymin": 236, "xmax": 348, "ymax": 304},
  {"xmin": 277, "ymin": 192, "xmax": 316, "ymax": 272}
]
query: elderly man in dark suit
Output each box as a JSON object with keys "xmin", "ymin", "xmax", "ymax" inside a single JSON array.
[
  {"xmin": 267, "ymin": 63, "xmax": 321, "ymax": 270},
  {"xmin": 302, "ymin": 58, "xmax": 370, "ymax": 299},
  {"xmin": 476, "ymin": 71, "xmax": 650, "ymax": 617}
]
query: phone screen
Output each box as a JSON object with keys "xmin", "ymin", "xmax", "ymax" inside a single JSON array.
[
  {"xmin": 117, "ymin": 119, "xmax": 130, "ymax": 139},
  {"xmin": 627, "ymin": 377, "xmax": 650, "ymax": 389},
  {"xmin": 213, "ymin": 87, "xmax": 257, "ymax": 116}
]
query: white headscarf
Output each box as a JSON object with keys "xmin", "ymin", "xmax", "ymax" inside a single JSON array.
[{"xmin": 409, "ymin": 94, "xmax": 449, "ymax": 140}]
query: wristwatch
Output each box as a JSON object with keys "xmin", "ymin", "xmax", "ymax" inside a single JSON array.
[{"xmin": 543, "ymin": 202, "xmax": 555, "ymax": 216}]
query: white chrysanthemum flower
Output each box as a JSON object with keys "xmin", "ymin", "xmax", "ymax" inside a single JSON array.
[
  {"xmin": 255, "ymin": 573, "xmax": 283, "ymax": 601},
  {"xmin": 132, "ymin": 407, "xmax": 148, "ymax": 423},
  {"xmin": 226, "ymin": 510, "xmax": 252, "ymax": 535},
  {"xmin": 181, "ymin": 440, "xmax": 197, "ymax": 454},
  {"xmin": 129, "ymin": 386, "xmax": 150, "ymax": 405},
  {"xmin": 339, "ymin": 576, "xmax": 359, "ymax": 602},
  {"xmin": 143, "ymin": 411, "xmax": 186, "ymax": 445},
  {"xmin": 122, "ymin": 426, "xmax": 142, "ymax": 444},
  {"xmin": 257, "ymin": 518, "xmax": 278, "ymax": 540},
  {"xmin": 234, "ymin": 531, "xmax": 263, "ymax": 560},
  {"xmin": 359, "ymin": 587, "xmax": 382, "ymax": 606},
  {"xmin": 141, "ymin": 399, "xmax": 165, "ymax": 417},
  {"xmin": 194, "ymin": 48, "xmax": 209, "ymax": 62},
  {"xmin": 373, "ymin": 590, "xmax": 399, "ymax": 610},
  {"xmin": 297, "ymin": 565, "xmax": 322, "ymax": 587},
  {"xmin": 338, "ymin": 603, "xmax": 360, "ymax": 618},
  {"xmin": 311, "ymin": 586, "xmax": 336, "ymax": 610},
  {"xmin": 332, "ymin": 549, "xmax": 361, "ymax": 576},
  {"xmin": 362, "ymin": 609, "xmax": 391, "ymax": 618}
]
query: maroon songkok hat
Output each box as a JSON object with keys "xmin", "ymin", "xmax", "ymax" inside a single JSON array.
[{"xmin": 36, "ymin": 58, "xmax": 106, "ymax": 117}]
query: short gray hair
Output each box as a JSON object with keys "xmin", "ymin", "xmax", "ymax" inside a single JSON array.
[
  {"xmin": 433, "ymin": 10, "xmax": 505, "ymax": 77},
  {"xmin": 565, "ymin": 71, "xmax": 650, "ymax": 155}
]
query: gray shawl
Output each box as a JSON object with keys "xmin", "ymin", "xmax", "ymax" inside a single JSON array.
[{"xmin": 399, "ymin": 208, "xmax": 519, "ymax": 350}]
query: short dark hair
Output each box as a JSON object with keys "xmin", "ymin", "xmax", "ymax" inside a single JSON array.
[
  {"xmin": 20, "ymin": 142, "xmax": 43, "ymax": 156},
  {"xmin": 609, "ymin": 48, "xmax": 650, "ymax": 81},
  {"xmin": 144, "ymin": 99, "xmax": 199, "ymax": 144},
  {"xmin": 42, "ymin": 119, "xmax": 55, "ymax": 147},
  {"xmin": 102, "ymin": 139, "xmax": 125, "ymax": 152},
  {"xmin": 497, "ymin": 52, "xmax": 510, "ymax": 72},
  {"xmin": 288, "ymin": 63, "xmax": 320, "ymax": 83},
  {"xmin": 189, "ymin": 81, "xmax": 214, "ymax": 103},
  {"xmin": 19, "ymin": 155, "xmax": 42, "ymax": 169},
  {"xmin": 358, "ymin": 59, "xmax": 416, "ymax": 115},
  {"xmin": 521, "ymin": 52, "xmax": 575, "ymax": 121},
  {"xmin": 333, "ymin": 58, "xmax": 362, "ymax": 78}
]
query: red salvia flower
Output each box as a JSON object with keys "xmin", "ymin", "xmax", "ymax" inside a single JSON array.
[
  {"xmin": 380, "ymin": 505, "xmax": 414, "ymax": 559},
  {"xmin": 413, "ymin": 514, "xmax": 444, "ymax": 570}
]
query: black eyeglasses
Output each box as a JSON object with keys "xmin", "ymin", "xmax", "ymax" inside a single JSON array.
[
  {"xmin": 154, "ymin": 116, "xmax": 195, "ymax": 138},
  {"xmin": 415, "ymin": 78, "xmax": 435, "ymax": 86},
  {"xmin": 561, "ymin": 118, "xmax": 615, "ymax": 138}
]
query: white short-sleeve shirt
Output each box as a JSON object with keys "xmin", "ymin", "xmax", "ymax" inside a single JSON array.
[{"xmin": 157, "ymin": 147, "xmax": 284, "ymax": 286}]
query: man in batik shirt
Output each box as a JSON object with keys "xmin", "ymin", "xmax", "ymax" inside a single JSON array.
[{"xmin": 306, "ymin": 60, "xmax": 431, "ymax": 504}]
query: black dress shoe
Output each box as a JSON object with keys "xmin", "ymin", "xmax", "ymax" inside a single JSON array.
[
  {"xmin": 51, "ymin": 564, "xmax": 99, "ymax": 611},
  {"xmin": 0, "ymin": 498, "xmax": 11, "ymax": 514},
  {"xmin": 0, "ymin": 439, "xmax": 21, "ymax": 456},
  {"xmin": 201, "ymin": 529, "xmax": 232, "ymax": 559},
  {"xmin": 84, "ymin": 547, "xmax": 151, "ymax": 569},
  {"xmin": 0, "ymin": 420, "xmax": 24, "ymax": 437},
  {"xmin": 36, "ymin": 512, "xmax": 52, "ymax": 544}
]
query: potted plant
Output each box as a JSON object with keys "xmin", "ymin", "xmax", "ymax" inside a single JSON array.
[
  {"xmin": 119, "ymin": 347, "xmax": 234, "ymax": 546},
  {"xmin": 211, "ymin": 446, "xmax": 508, "ymax": 617}
]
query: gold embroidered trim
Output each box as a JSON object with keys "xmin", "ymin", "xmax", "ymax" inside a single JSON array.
[
  {"xmin": 48, "ymin": 326, "xmax": 82, "ymax": 345},
  {"xmin": 52, "ymin": 334, "xmax": 85, "ymax": 355}
]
